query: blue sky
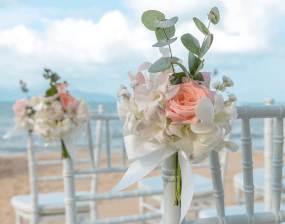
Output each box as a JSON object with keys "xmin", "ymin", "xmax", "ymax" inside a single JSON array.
[{"xmin": 0, "ymin": 0, "xmax": 284, "ymax": 103}]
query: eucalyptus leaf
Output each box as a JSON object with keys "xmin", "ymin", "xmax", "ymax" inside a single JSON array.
[
  {"xmin": 152, "ymin": 37, "xmax": 177, "ymax": 47},
  {"xmin": 148, "ymin": 57, "xmax": 172, "ymax": 73},
  {"xmin": 46, "ymin": 85, "xmax": 58, "ymax": 97},
  {"xmin": 141, "ymin": 10, "xmax": 165, "ymax": 31},
  {"xmin": 155, "ymin": 26, "xmax": 175, "ymax": 41},
  {"xmin": 172, "ymin": 57, "xmax": 180, "ymax": 62},
  {"xmin": 193, "ymin": 72, "xmax": 204, "ymax": 81},
  {"xmin": 170, "ymin": 72, "xmax": 185, "ymax": 85},
  {"xmin": 188, "ymin": 52, "xmax": 201, "ymax": 76},
  {"xmin": 181, "ymin": 33, "xmax": 200, "ymax": 55},
  {"xmin": 199, "ymin": 34, "xmax": 213, "ymax": 58},
  {"xmin": 195, "ymin": 60, "xmax": 204, "ymax": 75},
  {"xmin": 208, "ymin": 7, "xmax": 220, "ymax": 25},
  {"xmin": 193, "ymin": 17, "xmax": 209, "ymax": 35},
  {"xmin": 156, "ymin": 16, "xmax": 178, "ymax": 28}
]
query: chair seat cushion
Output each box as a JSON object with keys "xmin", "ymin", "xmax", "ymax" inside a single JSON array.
[
  {"xmin": 199, "ymin": 203, "xmax": 285, "ymax": 218},
  {"xmin": 138, "ymin": 174, "xmax": 213, "ymax": 199},
  {"xmin": 11, "ymin": 192, "xmax": 90, "ymax": 215},
  {"xmin": 234, "ymin": 167, "xmax": 285, "ymax": 191}
]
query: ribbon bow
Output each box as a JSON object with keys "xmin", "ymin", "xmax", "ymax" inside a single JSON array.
[{"xmin": 110, "ymin": 134, "xmax": 195, "ymax": 223}]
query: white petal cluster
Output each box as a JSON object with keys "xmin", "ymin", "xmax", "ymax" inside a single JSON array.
[
  {"xmin": 116, "ymin": 85, "xmax": 130, "ymax": 98},
  {"xmin": 212, "ymin": 76, "xmax": 234, "ymax": 92}
]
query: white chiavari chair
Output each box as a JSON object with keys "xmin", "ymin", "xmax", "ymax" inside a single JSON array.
[
  {"xmin": 10, "ymin": 104, "xmax": 104, "ymax": 224},
  {"xmin": 184, "ymin": 104, "xmax": 285, "ymax": 223},
  {"xmin": 233, "ymin": 99, "xmax": 285, "ymax": 206},
  {"xmin": 62, "ymin": 112, "xmax": 163, "ymax": 224}
]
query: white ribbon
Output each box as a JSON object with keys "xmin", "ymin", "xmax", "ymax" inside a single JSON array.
[
  {"xmin": 62, "ymin": 124, "xmax": 87, "ymax": 160},
  {"xmin": 110, "ymin": 134, "xmax": 194, "ymax": 223}
]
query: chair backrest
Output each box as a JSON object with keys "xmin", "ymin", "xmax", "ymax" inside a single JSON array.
[
  {"xmin": 26, "ymin": 104, "xmax": 104, "ymax": 223},
  {"xmin": 62, "ymin": 112, "xmax": 163, "ymax": 224},
  {"xmin": 184, "ymin": 104, "xmax": 285, "ymax": 224}
]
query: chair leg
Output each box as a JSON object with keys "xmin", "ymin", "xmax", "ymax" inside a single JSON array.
[
  {"xmin": 139, "ymin": 196, "xmax": 146, "ymax": 224},
  {"xmin": 15, "ymin": 214, "xmax": 21, "ymax": 224},
  {"xmin": 235, "ymin": 188, "xmax": 241, "ymax": 205}
]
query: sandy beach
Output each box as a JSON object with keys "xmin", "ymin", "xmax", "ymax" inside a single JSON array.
[{"xmin": 0, "ymin": 150, "xmax": 266, "ymax": 224}]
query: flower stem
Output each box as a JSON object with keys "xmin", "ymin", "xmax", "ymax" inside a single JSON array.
[
  {"xmin": 61, "ymin": 139, "xmax": 70, "ymax": 159},
  {"xmin": 174, "ymin": 152, "xmax": 181, "ymax": 206}
]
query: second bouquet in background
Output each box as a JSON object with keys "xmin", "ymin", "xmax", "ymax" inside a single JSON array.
[{"xmin": 7, "ymin": 69, "xmax": 91, "ymax": 159}]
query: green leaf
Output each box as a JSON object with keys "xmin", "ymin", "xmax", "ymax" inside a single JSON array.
[
  {"xmin": 155, "ymin": 26, "xmax": 175, "ymax": 41},
  {"xmin": 188, "ymin": 52, "xmax": 201, "ymax": 76},
  {"xmin": 208, "ymin": 7, "xmax": 220, "ymax": 25},
  {"xmin": 46, "ymin": 85, "xmax": 58, "ymax": 97},
  {"xmin": 181, "ymin": 33, "xmax": 200, "ymax": 55},
  {"xmin": 193, "ymin": 72, "xmax": 204, "ymax": 81},
  {"xmin": 148, "ymin": 57, "xmax": 172, "ymax": 73},
  {"xmin": 170, "ymin": 72, "xmax": 185, "ymax": 85},
  {"xmin": 195, "ymin": 60, "xmax": 204, "ymax": 75},
  {"xmin": 156, "ymin": 16, "xmax": 178, "ymax": 28},
  {"xmin": 153, "ymin": 37, "xmax": 177, "ymax": 47},
  {"xmin": 193, "ymin": 17, "xmax": 209, "ymax": 35},
  {"xmin": 199, "ymin": 34, "xmax": 213, "ymax": 58},
  {"xmin": 141, "ymin": 10, "xmax": 165, "ymax": 31},
  {"xmin": 172, "ymin": 57, "xmax": 180, "ymax": 62}
]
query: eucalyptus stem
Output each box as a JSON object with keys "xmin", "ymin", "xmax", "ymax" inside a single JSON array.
[
  {"xmin": 171, "ymin": 61, "xmax": 190, "ymax": 80},
  {"xmin": 61, "ymin": 139, "xmax": 70, "ymax": 159},
  {"xmin": 162, "ymin": 28, "xmax": 175, "ymax": 74},
  {"xmin": 202, "ymin": 21, "xmax": 211, "ymax": 45}
]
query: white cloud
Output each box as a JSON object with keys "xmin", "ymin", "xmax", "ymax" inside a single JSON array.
[{"xmin": 0, "ymin": 1, "xmax": 285, "ymax": 102}]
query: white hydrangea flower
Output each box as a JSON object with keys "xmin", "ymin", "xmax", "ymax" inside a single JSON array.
[
  {"xmin": 211, "ymin": 81, "xmax": 221, "ymax": 89},
  {"xmin": 116, "ymin": 85, "xmax": 130, "ymax": 98},
  {"xmin": 228, "ymin": 93, "xmax": 237, "ymax": 101},
  {"xmin": 223, "ymin": 76, "xmax": 234, "ymax": 87},
  {"xmin": 130, "ymin": 80, "xmax": 138, "ymax": 88}
]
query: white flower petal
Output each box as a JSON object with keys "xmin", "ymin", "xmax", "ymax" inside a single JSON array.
[
  {"xmin": 224, "ymin": 141, "xmax": 239, "ymax": 152},
  {"xmin": 202, "ymin": 125, "xmax": 222, "ymax": 145},
  {"xmin": 214, "ymin": 94, "xmax": 224, "ymax": 113},
  {"xmin": 195, "ymin": 97, "xmax": 214, "ymax": 121},
  {"xmin": 137, "ymin": 61, "xmax": 152, "ymax": 72},
  {"xmin": 117, "ymin": 99, "xmax": 129, "ymax": 122},
  {"xmin": 192, "ymin": 151, "xmax": 211, "ymax": 164},
  {"xmin": 191, "ymin": 122, "xmax": 215, "ymax": 134}
]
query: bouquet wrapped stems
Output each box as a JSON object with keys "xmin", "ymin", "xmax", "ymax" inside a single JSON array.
[
  {"xmin": 174, "ymin": 152, "xmax": 182, "ymax": 206},
  {"xmin": 61, "ymin": 139, "xmax": 70, "ymax": 159}
]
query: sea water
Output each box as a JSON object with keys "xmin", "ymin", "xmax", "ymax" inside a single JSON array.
[{"xmin": 0, "ymin": 101, "xmax": 275, "ymax": 155}]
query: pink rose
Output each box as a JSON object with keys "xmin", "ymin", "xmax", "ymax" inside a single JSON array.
[
  {"xmin": 13, "ymin": 99, "xmax": 27, "ymax": 122},
  {"xmin": 13, "ymin": 99, "xmax": 27, "ymax": 112},
  {"xmin": 56, "ymin": 83, "xmax": 68, "ymax": 94},
  {"xmin": 59, "ymin": 92, "xmax": 77, "ymax": 111},
  {"xmin": 165, "ymin": 79, "xmax": 216, "ymax": 125}
]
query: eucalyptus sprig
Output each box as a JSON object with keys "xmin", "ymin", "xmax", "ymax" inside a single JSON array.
[
  {"xmin": 19, "ymin": 80, "xmax": 29, "ymax": 94},
  {"xmin": 141, "ymin": 7, "xmax": 220, "ymax": 84},
  {"xmin": 43, "ymin": 68, "xmax": 61, "ymax": 97}
]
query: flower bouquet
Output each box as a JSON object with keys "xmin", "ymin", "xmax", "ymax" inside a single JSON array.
[
  {"xmin": 5, "ymin": 69, "xmax": 91, "ymax": 159},
  {"xmin": 113, "ymin": 6, "xmax": 238, "ymax": 222}
]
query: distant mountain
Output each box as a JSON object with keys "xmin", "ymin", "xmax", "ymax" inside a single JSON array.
[{"xmin": 0, "ymin": 88, "xmax": 117, "ymax": 103}]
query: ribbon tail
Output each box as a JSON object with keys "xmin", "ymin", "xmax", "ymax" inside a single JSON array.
[
  {"xmin": 62, "ymin": 138, "xmax": 77, "ymax": 160},
  {"xmin": 109, "ymin": 147, "xmax": 169, "ymax": 193},
  {"xmin": 62, "ymin": 125, "xmax": 86, "ymax": 160},
  {"xmin": 178, "ymin": 150, "xmax": 194, "ymax": 223}
]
